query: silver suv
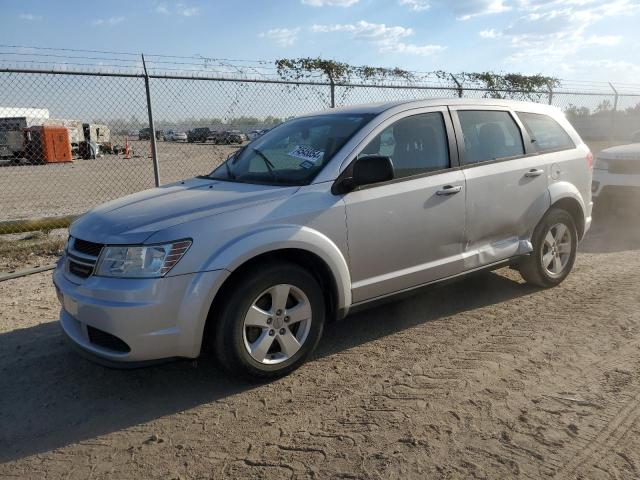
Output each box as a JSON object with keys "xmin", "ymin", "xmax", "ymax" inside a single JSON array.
[{"xmin": 54, "ymin": 99, "xmax": 593, "ymax": 378}]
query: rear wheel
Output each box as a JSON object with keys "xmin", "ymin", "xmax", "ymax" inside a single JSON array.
[
  {"xmin": 213, "ymin": 262, "xmax": 325, "ymax": 379},
  {"xmin": 519, "ymin": 208, "xmax": 578, "ymax": 287}
]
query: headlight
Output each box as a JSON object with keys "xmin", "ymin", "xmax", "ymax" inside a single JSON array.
[
  {"xmin": 95, "ymin": 240, "xmax": 191, "ymax": 278},
  {"xmin": 594, "ymin": 158, "xmax": 609, "ymax": 170}
]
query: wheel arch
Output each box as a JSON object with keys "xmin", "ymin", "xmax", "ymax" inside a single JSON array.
[
  {"xmin": 549, "ymin": 196, "xmax": 586, "ymax": 239},
  {"xmin": 547, "ymin": 182, "xmax": 587, "ymax": 239},
  {"xmin": 201, "ymin": 247, "xmax": 346, "ymax": 355},
  {"xmin": 200, "ymin": 226, "xmax": 352, "ymax": 354}
]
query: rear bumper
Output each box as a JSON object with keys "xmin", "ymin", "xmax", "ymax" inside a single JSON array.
[{"xmin": 53, "ymin": 264, "xmax": 230, "ymax": 364}]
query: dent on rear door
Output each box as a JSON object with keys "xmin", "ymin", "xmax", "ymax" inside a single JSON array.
[{"xmin": 462, "ymin": 156, "xmax": 551, "ymax": 268}]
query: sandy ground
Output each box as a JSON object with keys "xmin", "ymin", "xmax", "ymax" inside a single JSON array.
[{"xmin": 1, "ymin": 209, "xmax": 640, "ymax": 479}]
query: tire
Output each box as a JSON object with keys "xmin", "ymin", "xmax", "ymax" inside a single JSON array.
[
  {"xmin": 213, "ymin": 262, "xmax": 325, "ymax": 379},
  {"xmin": 519, "ymin": 208, "xmax": 578, "ymax": 288}
]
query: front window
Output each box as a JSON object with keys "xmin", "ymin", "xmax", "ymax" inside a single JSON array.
[
  {"xmin": 356, "ymin": 112, "xmax": 450, "ymax": 179},
  {"xmin": 209, "ymin": 113, "xmax": 373, "ymax": 186}
]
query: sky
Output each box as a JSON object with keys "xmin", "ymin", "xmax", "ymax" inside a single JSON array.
[{"xmin": 1, "ymin": 0, "xmax": 640, "ymax": 85}]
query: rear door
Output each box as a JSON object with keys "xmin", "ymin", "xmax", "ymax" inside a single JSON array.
[{"xmin": 450, "ymin": 106, "xmax": 550, "ymax": 268}]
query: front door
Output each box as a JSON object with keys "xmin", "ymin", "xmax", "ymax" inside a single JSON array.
[{"xmin": 342, "ymin": 108, "xmax": 467, "ymax": 303}]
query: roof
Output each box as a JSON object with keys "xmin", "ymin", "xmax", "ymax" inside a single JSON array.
[{"xmin": 303, "ymin": 97, "xmax": 560, "ymax": 117}]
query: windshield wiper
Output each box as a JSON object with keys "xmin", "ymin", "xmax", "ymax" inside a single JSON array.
[{"xmin": 252, "ymin": 147, "xmax": 277, "ymax": 181}]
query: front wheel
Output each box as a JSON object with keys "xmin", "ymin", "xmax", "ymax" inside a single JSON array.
[
  {"xmin": 212, "ymin": 262, "xmax": 325, "ymax": 379},
  {"xmin": 519, "ymin": 208, "xmax": 578, "ymax": 287}
]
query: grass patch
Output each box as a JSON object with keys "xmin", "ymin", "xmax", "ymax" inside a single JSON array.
[{"xmin": 0, "ymin": 231, "xmax": 65, "ymax": 272}]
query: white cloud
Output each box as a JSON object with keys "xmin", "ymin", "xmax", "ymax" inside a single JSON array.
[
  {"xmin": 399, "ymin": 0, "xmax": 431, "ymax": 12},
  {"xmin": 259, "ymin": 28, "xmax": 301, "ymax": 47},
  {"xmin": 481, "ymin": 0, "xmax": 639, "ymax": 68},
  {"xmin": 176, "ymin": 3, "xmax": 199, "ymax": 16},
  {"xmin": 19, "ymin": 13, "xmax": 42, "ymax": 21},
  {"xmin": 479, "ymin": 28, "xmax": 501, "ymax": 38},
  {"xmin": 301, "ymin": 0, "xmax": 359, "ymax": 6},
  {"xmin": 311, "ymin": 20, "xmax": 444, "ymax": 56},
  {"xmin": 156, "ymin": 2, "xmax": 170, "ymax": 14},
  {"xmin": 584, "ymin": 35, "xmax": 622, "ymax": 46},
  {"xmin": 454, "ymin": 0, "xmax": 511, "ymax": 20},
  {"xmin": 92, "ymin": 17, "xmax": 125, "ymax": 26},
  {"xmin": 156, "ymin": 2, "xmax": 199, "ymax": 16}
]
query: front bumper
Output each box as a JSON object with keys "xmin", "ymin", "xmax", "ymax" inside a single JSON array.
[
  {"xmin": 592, "ymin": 170, "xmax": 640, "ymax": 200},
  {"xmin": 53, "ymin": 263, "xmax": 229, "ymax": 364}
]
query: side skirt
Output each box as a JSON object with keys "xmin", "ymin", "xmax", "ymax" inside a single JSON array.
[{"xmin": 344, "ymin": 256, "xmax": 524, "ymax": 317}]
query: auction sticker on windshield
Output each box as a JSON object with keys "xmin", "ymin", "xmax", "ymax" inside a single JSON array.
[{"xmin": 288, "ymin": 145, "xmax": 324, "ymax": 168}]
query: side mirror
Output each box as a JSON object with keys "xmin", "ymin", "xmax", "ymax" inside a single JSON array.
[{"xmin": 333, "ymin": 155, "xmax": 394, "ymax": 194}]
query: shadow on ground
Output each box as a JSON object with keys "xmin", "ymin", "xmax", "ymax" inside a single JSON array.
[{"xmin": 0, "ymin": 270, "xmax": 535, "ymax": 463}]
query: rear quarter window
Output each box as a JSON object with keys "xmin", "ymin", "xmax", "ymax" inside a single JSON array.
[{"xmin": 517, "ymin": 112, "xmax": 575, "ymax": 153}]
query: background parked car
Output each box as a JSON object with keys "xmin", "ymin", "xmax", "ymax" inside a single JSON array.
[
  {"xmin": 188, "ymin": 127, "xmax": 212, "ymax": 143},
  {"xmin": 206, "ymin": 131, "xmax": 225, "ymax": 144},
  {"xmin": 248, "ymin": 129, "xmax": 269, "ymax": 140},
  {"xmin": 224, "ymin": 130, "xmax": 246, "ymax": 144},
  {"xmin": 165, "ymin": 130, "xmax": 188, "ymax": 142},
  {"xmin": 138, "ymin": 128, "xmax": 165, "ymax": 141},
  {"xmin": 592, "ymin": 141, "xmax": 640, "ymax": 212}
]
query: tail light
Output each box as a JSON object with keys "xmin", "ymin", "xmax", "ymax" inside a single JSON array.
[{"xmin": 586, "ymin": 151, "xmax": 594, "ymax": 170}]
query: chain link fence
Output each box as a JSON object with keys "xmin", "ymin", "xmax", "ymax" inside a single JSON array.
[{"xmin": 1, "ymin": 66, "xmax": 640, "ymax": 273}]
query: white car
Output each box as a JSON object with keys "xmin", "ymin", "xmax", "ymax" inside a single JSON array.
[
  {"xmin": 166, "ymin": 130, "xmax": 187, "ymax": 142},
  {"xmin": 592, "ymin": 143, "xmax": 640, "ymax": 210}
]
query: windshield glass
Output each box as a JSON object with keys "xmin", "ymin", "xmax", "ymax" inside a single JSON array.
[{"xmin": 209, "ymin": 113, "xmax": 374, "ymax": 185}]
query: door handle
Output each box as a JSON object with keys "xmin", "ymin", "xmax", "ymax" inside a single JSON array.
[
  {"xmin": 524, "ymin": 168, "xmax": 544, "ymax": 177},
  {"xmin": 436, "ymin": 185, "xmax": 462, "ymax": 196}
]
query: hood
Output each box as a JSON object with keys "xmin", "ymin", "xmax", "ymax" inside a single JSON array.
[
  {"xmin": 598, "ymin": 143, "xmax": 640, "ymax": 161},
  {"xmin": 70, "ymin": 177, "xmax": 298, "ymax": 244}
]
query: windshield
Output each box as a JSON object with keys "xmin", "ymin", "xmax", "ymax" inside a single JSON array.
[{"xmin": 208, "ymin": 113, "xmax": 374, "ymax": 185}]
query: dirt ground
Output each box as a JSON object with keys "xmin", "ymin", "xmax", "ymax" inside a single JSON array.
[{"xmin": 0, "ymin": 208, "xmax": 639, "ymax": 479}]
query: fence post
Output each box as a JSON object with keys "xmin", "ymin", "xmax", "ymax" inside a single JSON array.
[
  {"xmin": 329, "ymin": 78, "xmax": 335, "ymax": 108},
  {"xmin": 609, "ymin": 82, "xmax": 619, "ymax": 111},
  {"xmin": 609, "ymin": 82, "xmax": 619, "ymax": 137},
  {"xmin": 450, "ymin": 74, "xmax": 463, "ymax": 98},
  {"xmin": 142, "ymin": 54, "xmax": 160, "ymax": 187},
  {"xmin": 547, "ymin": 85, "xmax": 553, "ymax": 105}
]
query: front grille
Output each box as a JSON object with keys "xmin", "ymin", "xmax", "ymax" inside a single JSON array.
[
  {"xmin": 67, "ymin": 237, "xmax": 102, "ymax": 279},
  {"xmin": 609, "ymin": 160, "xmax": 640, "ymax": 175},
  {"xmin": 87, "ymin": 326, "xmax": 131, "ymax": 353},
  {"xmin": 73, "ymin": 238, "xmax": 104, "ymax": 257},
  {"xmin": 68, "ymin": 260, "xmax": 94, "ymax": 278}
]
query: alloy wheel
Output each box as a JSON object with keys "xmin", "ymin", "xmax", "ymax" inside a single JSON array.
[
  {"xmin": 242, "ymin": 284, "xmax": 312, "ymax": 364},
  {"xmin": 541, "ymin": 222, "xmax": 572, "ymax": 277}
]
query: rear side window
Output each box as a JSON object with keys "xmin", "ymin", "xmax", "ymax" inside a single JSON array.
[
  {"xmin": 357, "ymin": 112, "xmax": 450, "ymax": 179},
  {"xmin": 457, "ymin": 110, "xmax": 524, "ymax": 165},
  {"xmin": 517, "ymin": 112, "xmax": 575, "ymax": 153}
]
